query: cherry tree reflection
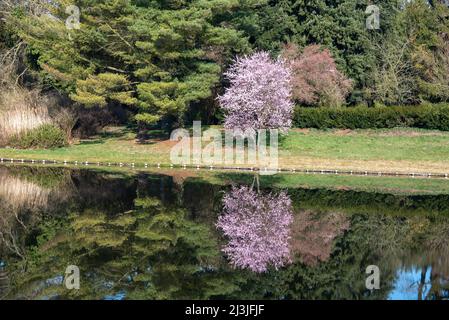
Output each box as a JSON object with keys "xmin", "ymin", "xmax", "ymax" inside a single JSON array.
[{"xmin": 217, "ymin": 184, "xmax": 293, "ymax": 273}]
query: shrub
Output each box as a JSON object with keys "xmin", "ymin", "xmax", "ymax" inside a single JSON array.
[
  {"xmin": 73, "ymin": 106, "xmax": 117, "ymax": 138},
  {"xmin": 9, "ymin": 124, "xmax": 68, "ymax": 149},
  {"xmin": 293, "ymin": 104, "xmax": 449, "ymax": 131},
  {"xmin": 52, "ymin": 107, "xmax": 78, "ymax": 142}
]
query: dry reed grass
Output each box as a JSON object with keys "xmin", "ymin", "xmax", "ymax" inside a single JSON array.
[
  {"xmin": 0, "ymin": 87, "xmax": 53, "ymax": 144},
  {"xmin": 0, "ymin": 42, "xmax": 54, "ymax": 145},
  {"xmin": 0, "ymin": 41, "xmax": 78, "ymax": 146}
]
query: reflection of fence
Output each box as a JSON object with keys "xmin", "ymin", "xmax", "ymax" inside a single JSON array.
[{"xmin": 2, "ymin": 157, "xmax": 449, "ymax": 179}]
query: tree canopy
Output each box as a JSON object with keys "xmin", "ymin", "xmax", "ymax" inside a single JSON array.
[
  {"xmin": 1, "ymin": 0, "xmax": 449, "ymax": 130},
  {"xmin": 5, "ymin": 0, "xmax": 254, "ymax": 127}
]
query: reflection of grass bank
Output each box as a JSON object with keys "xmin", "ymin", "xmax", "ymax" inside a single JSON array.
[
  {"xmin": 3, "ymin": 166, "xmax": 72, "ymax": 189},
  {"xmin": 3, "ymin": 164, "xmax": 449, "ymax": 219},
  {"xmin": 194, "ymin": 171, "xmax": 449, "ymax": 196},
  {"xmin": 184, "ymin": 173, "xmax": 449, "ymax": 216},
  {"xmin": 4, "ymin": 163, "xmax": 449, "ymax": 195},
  {"xmin": 1, "ymin": 127, "xmax": 449, "ymax": 174}
]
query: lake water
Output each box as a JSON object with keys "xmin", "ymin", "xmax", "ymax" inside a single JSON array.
[{"xmin": 0, "ymin": 165, "xmax": 448, "ymax": 300}]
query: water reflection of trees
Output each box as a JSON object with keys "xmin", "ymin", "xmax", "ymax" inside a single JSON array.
[
  {"xmin": 394, "ymin": 217, "xmax": 449, "ymax": 300},
  {"xmin": 424, "ymin": 222, "xmax": 449, "ymax": 299},
  {"xmin": 217, "ymin": 185, "xmax": 294, "ymax": 273},
  {"xmin": 1, "ymin": 167, "xmax": 449, "ymax": 299},
  {"xmin": 4, "ymin": 196, "xmax": 238, "ymax": 299},
  {"xmin": 0, "ymin": 166, "xmax": 138, "ymax": 258},
  {"xmin": 4, "ymin": 207, "xmax": 449, "ymax": 300},
  {"xmin": 0, "ymin": 166, "xmax": 139, "ymax": 298},
  {"xmin": 290, "ymin": 211, "xmax": 349, "ymax": 266},
  {"xmin": 0, "ymin": 166, "xmax": 73, "ymax": 260}
]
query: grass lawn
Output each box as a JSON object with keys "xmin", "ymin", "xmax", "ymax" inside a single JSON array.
[{"xmin": 2, "ymin": 126, "xmax": 449, "ymax": 174}]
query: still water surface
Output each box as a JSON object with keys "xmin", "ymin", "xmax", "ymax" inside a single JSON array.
[{"xmin": 0, "ymin": 165, "xmax": 448, "ymax": 300}]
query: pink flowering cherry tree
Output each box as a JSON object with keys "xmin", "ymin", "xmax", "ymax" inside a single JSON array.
[
  {"xmin": 218, "ymin": 52, "xmax": 294, "ymax": 133},
  {"xmin": 281, "ymin": 43, "xmax": 352, "ymax": 107},
  {"xmin": 216, "ymin": 185, "xmax": 294, "ymax": 273}
]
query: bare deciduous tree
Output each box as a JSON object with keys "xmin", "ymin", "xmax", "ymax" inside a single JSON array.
[
  {"xmin": 413, "ymin": 33, "xmax": 449, "ymax": 102},
  {"xmin": 370, "ymin": 38, "xmax": 417, "ymax": 105}
]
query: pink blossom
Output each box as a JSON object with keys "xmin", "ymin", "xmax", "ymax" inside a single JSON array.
[
  {"xmin": 218, "ymin": 52, "xmax": 294, "ymax": 133},
  {"xmin": 216, "ymin": 185, "xmax": 294, "ymax": 273},
  {"xmin": 282, "ymin": 44, "xmax": 352, "ymax": 107}
]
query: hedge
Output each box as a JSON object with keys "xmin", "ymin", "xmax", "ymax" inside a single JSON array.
[{"xmin": 293, "ymin": 104, "xmax": 449, "ymax": 131}]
